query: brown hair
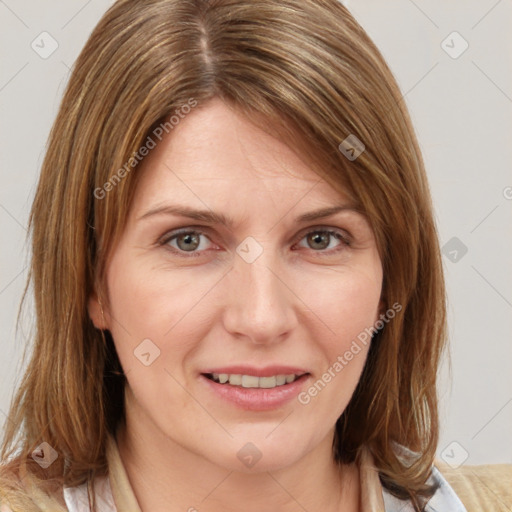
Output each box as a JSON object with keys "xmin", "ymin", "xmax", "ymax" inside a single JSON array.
[{"xmin": 0, "ymin": 0, "xmax": 446, "ymax": 510}]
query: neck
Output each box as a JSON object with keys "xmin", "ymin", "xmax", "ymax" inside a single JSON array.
[{"xmin": 116, "ymin": 391, "xmax": 360, "ymax": 512}]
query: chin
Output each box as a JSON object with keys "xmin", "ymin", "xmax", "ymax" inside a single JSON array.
[{"xmin": 201, "ymin": 430, "xmax": 314, "ymax": 474}]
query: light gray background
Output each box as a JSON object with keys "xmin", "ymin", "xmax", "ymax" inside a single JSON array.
[{"xmin": 1, "ymin": 0, "xmax": 511, "ymax": 466}]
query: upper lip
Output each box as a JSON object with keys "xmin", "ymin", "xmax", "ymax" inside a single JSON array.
[{"xmin": 201, "ymin": 366, "xmax": 309, "ymax": 377}]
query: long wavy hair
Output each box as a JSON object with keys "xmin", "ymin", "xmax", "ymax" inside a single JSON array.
[{"xmin": 0, "ymin": 0, "xmax": 446, "ymax": 510}]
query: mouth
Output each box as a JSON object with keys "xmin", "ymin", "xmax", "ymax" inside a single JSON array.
[
  {"xmin": 202, "ymin": 372, "xmax": 308, "ymax": 389},
  {"xmin": 200, "ymin": 369, "xmax": 311, "ymax": 411},
  {"xmin": 199, "ymin": 368, "xmax": 311, "ymax": 410}
]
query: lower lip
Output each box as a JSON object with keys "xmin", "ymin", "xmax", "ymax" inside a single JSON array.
[{"xmin": 199, "ymin": 374, "xmax": 310, "ymax": 411}]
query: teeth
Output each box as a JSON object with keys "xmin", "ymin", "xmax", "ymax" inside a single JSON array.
[
  {"xmin": 208, "ymin": 373, "xmax": 303, "ymax": 388},
  {"xmin": 229, "ymin": 374, "xmax": 242, "ymax": 385},
  {"xmin": 242, "ymin": 375, "xmax": 260, "ymax": 388},
  {"xmin": 259, "ymin": 376, "xmax": 276, "ymax": 388}
]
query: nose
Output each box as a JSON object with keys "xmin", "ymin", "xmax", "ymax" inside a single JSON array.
[{"xmin": 221, "ymin": 249, "xmax": 299, "ymax": 345}]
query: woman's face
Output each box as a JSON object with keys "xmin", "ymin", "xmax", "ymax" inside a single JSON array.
[{"xmin": 90, "ymin": 98, "xmax": 383, "ymax": 472}]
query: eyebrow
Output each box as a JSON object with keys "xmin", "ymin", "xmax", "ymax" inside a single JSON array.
[{"xmin": 137, "ymin": 203, "xmax": 361, "ymax": 226}]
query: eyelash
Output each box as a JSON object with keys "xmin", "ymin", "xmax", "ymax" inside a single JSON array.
[{"xmin": 157, "ymin": 227, "xmax": 351, "ymax": 258}]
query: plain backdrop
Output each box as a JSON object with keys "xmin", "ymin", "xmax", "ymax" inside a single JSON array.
[{"xmin": 1, "ymin": 0, "xmax": 511, "ymax": 466}]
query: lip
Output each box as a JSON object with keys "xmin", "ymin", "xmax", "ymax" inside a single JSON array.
[
  {"xmin": 199, "ymin": 369, "xmax": 311, "ymax": 411},
  {"xmin": 200, "ymin": 365, "xmax": 309, "ymax": 377}
]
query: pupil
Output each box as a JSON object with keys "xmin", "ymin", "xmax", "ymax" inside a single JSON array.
[
  {"xmin": 178, "ymin": 233, "xmax": 199, "ymax": 251},
  {"xmin": 309, "ymin": 232, "xmax": 329, "ymax": 250}
]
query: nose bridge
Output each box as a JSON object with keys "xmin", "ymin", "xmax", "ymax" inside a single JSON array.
[{"xmin": 222, "ymin": 244, "xmax": 297, "ymax": 343}]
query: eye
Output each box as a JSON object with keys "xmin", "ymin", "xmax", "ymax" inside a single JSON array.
[
  {"xmin": 160, "ymin": 229, "xmax": 214, "ymax": 256},
  {"xmin": 295, "ymin": 229, "xmax": 350, "ymax": 254},
  {"xmin": 158, "ymin": 227, "xmax": 350, "ymax": 258}
]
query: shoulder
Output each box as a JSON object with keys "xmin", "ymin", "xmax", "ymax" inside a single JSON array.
[
  {"xmin": 380, "ymin": 443, "xmax": 467, "ymax": 512},
  {"xmin": 427, "ymin": 465, "xmax": 468, "ymax": 511},
  {"xmin": 382, "ymin": 465, "xmax": 467, "ymax": 511}
]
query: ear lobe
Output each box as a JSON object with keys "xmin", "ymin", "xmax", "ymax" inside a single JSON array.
[{"xmin": 87, "ymin": 293, "xmax": 109, "ymax": 330}]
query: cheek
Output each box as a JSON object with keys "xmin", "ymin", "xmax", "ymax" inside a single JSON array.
[
  {"xmin": 104, "ymin": 253, "xmax": 189, "ymax": 367},
  {"xmin": 106, "ymin": 250, "xmax": 207, "ymax": 334},
  {"xmin": 295, "ymin": 264, "xmax": 382, "ymax": 345},
  {"xmin": 294, "ymin": 263, "xmax": 381, "ymax": 406},
  {"xmin": 104, "ymin": 261, "xmax": 200, "ymax": 418},
  {"xmin": 296, "ymin": 277, "xmax": 379, "ymax": 419},
  {"xmin": 104, "ymin": 251, "xmax": 226, "ymax": 381}
]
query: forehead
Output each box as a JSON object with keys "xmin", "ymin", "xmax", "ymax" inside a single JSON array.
[{"xmin": 131, "ymin": 99, "xmax": 351, "ymax": 215}]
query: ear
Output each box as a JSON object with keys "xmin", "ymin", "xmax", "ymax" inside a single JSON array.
[
  {"xmin": 87, "ymin": 292, "xmax": 110, "ymax": 330},
  {"xmin": 372, "ymin": 297, "xmax": 387, "ymax": 328},
  {"xmin": 378, "ymin": 298, "xmax": 386, "ymax": 316}
]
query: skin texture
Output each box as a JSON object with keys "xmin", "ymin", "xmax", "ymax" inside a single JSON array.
[{"xmin": 88, "ymin": 98, "xmax": 383, "ymax": 511}]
